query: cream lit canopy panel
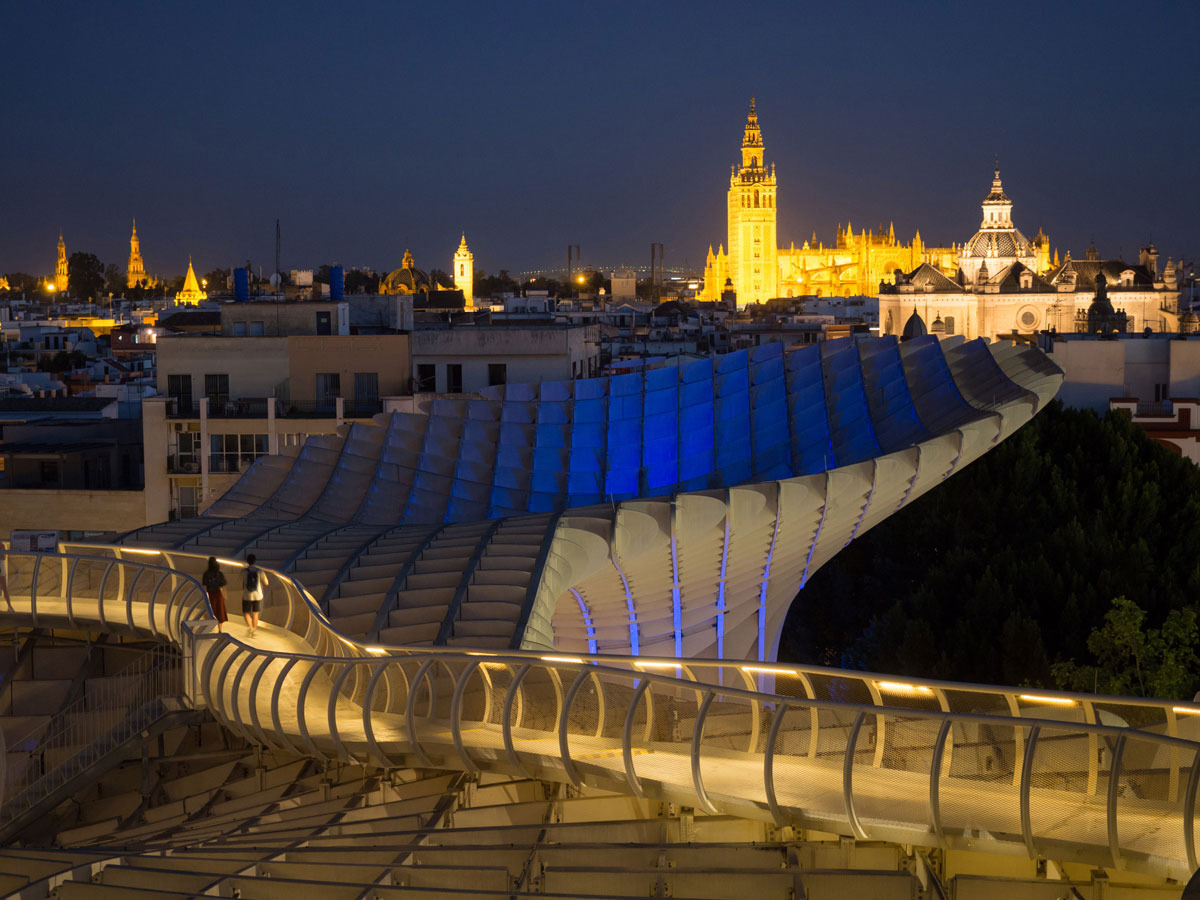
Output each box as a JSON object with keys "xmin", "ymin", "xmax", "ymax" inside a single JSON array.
[{"xmin": 123, "ymin": 335, "xmax": 1062, "ymax": 660}]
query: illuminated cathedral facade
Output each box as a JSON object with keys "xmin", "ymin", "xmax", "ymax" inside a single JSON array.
[{"xmin": 700, "ymin": 101, "xmax": 1042, "ymax": 306}]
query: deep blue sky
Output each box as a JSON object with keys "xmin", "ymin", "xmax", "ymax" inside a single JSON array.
[{"xmin": 4, "ymin": 1, "xmax": 1198, "ymax": 280}]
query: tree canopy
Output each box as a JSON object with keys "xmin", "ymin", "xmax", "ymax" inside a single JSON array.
[
  {"xmin": 67, "ymin": 252, "xmax": 104, "ymax": 302},
  {"xmin": 781, "ymin": 401, "xmax": 1200, "ymax": 699}
]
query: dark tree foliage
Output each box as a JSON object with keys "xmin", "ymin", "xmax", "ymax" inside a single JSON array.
[
  {"xmin": 475, "ymin": 269, "xmax": 520, "ymax": 297},
  {"xmin": 2, "ymin": 273, "xmax": 40, "ymax": 294},
  {"xmin": 525, "ymin": 276, "xmax": 566, "ymax": 296},
  {"xmin": 38, "ymin": 350, "xmax": 87, "ymax": 372},
  {"xmin": 103, "ymin": 263, "xmax": 124, "ymax": 297},
  {"xmin": 780, "ymin": 401, "xmax": 1200, "ymax": 692},
  {"xmin": 67, "ymin": 252, "xmax": 105, "ymax": 302},
  {"xmin": 343, "ymin": 270, "xmax": 380, "ymax": 295}
]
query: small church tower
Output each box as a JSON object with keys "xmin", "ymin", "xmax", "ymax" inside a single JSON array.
[
  {"xmin": 54, "ymin": 231, "xmax": 69, "ymax": 292},
  {"xmin": 176, "ymin": 257, "xmax": 208, "ymax": 305},
  {"xmin": 127, "ymin": 219, "xmax": 147, "ymax": 288},
  {"xmin": 453, "ymin": 233, "xmax": 474, "ymax": 309}
]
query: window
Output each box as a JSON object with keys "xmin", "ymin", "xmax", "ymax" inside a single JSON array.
[
  {"xmin": 39, "ymin": 460, "xmax": 59, "ymax": 485},
  {"xmin": 315, "ymin": 373, "xmax": 340, "ymax": 411},
  {"xmin": 446, "ymin": 363, "xmax": 463, "ymax": 394},
  {"xmin": 232, "ymin": 321, "xmax": 247, "ymax": 336},
  {"xmin": 167, "ymin": 373, "xmax": 193, "ymax": 415},
  {"xmin": 316, "ymin": 311, "xmax": 332, "ymax": 335},
  {"xmin": 353, "ymin": 372, "xmax": 379, "ymax": 414},
  {"xmin": 176, "ymin": 431, "xmax": 200, "ymax": 472},
  {"xmin": 459, "ymin": 263, "xmax": 465, "ymax": 276},
  {"xmin": 204, "ymin": 374, "xmax": 229, "ymax": 410},
  {"xmin": 210, "ymin": 433, "xmax": 267, "ymax": 473},
  {"xmin": 249, "ymin": 321, "xmax": 264, "ymax": 336},
  {"xmin": 488, "ymin": 363, "xmax": 507, "ymax": 387},
  {"xmin": 944, "ymin": 315, "xmax": 955, "ymax": 335},
  {"xmin": 416, "ymin": 364, "xmax": 436, "ymax": 393},
  {"xmin": 177, "ymin": 485, "xmax": 199, "ymax": 519}
]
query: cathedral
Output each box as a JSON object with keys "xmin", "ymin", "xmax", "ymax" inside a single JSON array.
[{"xmin": 699, "ymin": 101, "xmax": 1043, "ymax": 306}]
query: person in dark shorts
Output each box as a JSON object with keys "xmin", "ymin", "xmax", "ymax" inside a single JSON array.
[
  {"xmin": 201, "ymin": 557, "xmax": 228, "ymax": 632},
  {"xmin": 243, "ymin": 553, "xmax": 263, "ymax": 637},
  {"xmin": 0, "ymin": 548, "xmax": 12, "ymax": 609}
]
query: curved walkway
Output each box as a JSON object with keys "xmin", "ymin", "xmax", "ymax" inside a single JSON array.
[{"xmin": 2, "ymin": 546, "xmax": 1198, "ymax": 882}]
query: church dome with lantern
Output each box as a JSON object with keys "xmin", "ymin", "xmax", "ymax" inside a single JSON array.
[
  {"xmin": 958, "ymin": 164, "xmax": 1038, "ymax": 285},
  {"xmin": 380, "ymin": 249, "xmax": 433, "ymax": 295}
]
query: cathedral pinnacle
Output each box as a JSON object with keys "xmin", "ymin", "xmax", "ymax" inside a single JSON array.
[{"xmin": 742, "ymin": 96, "xmax": 761, "ymax": 149}]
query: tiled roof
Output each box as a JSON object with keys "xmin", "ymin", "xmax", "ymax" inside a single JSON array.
[
  {"xmin": 1050, "ymin": 259, "xmax": 1156, "ymax": 290},
  {"xmin": 962, "ymin": 227, "xmax": 1035, "ymax": 259}
]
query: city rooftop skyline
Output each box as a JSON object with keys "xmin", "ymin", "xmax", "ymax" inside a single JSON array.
[{"xmin": 3, "ymin": 1, "xmax": 1198, "ymax": 279}]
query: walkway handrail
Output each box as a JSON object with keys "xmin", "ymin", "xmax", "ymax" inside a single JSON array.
[
  {"xmin": 2, "ymin": 545, "xmax": 1196, "ymax": 881},
  {"xmin": 59, "ymin": 542, "xmax": 1200, "ymax": 734},
  {"xmin": 0, "ymin": 642, "xmax": 183, "ymax": 825}
]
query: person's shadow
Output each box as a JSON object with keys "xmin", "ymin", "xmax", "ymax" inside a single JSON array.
[{"xmin": 1184, "ymin": 868, "xmax": 1200, "ymax": 900}]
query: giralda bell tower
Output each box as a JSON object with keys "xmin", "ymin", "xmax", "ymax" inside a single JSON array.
[{"xmin": 727, "ymin": 97, "xmax": 777, "ymax": 307}]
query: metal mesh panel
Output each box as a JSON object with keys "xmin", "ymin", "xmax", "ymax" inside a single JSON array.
[
  {"xmin": 1028, "ymin": 725, "xmax": 1104, "ymax": 856},
  {"xmin": 33, "ymin": 556, "xmax": 65, "ymax": 615},
  {"xmin": 516, "ymin": 668, "xmax": 561, "ymax": 734},
  {"xmin": 807, "ymin": 672, "xmax": 875, "ymax": 705},
  {"xmin": 598, "ymin": 676, "xmax": 638, "ymax": 743},
  {"xmin": 852, "ymin": 714, "xmax": 939, "ymax": 834},
  {"xmin": 1115, "ymin": 733, "xmax": 1187, "ymax": 866},
  {"xmin": 771, "ymin": 705, "xmax": 853, "ymax": 826},
  {"xmin": 67, "ymin": 558, "xmax": 105, "ymax": 621},
  {"xmin": 940, "ymin": 687, "xmax": 1012, "ymax": 716},
  {"xmin": 563, "ymin": 671, "xmax": 605, "ymax": 762},
  {"xmin": 475, "ymin": 663, "xmax": 515, "ymax": 728},
  {"xmin": 943, "ymin": 719, "xmax": 1023, "ymax": 843},
  {"xmin": 696, "ymin": 693, "xmax": 762, "ymax": 808},
  {"xmin": 458, "ymin": 664, "xmax": 494, "ymax": 724},
  {"xmin": 1093, "ymin": 700, "xmax": 1169, "ymax": 732},
  {"xmin": 699, "ymin": 694, "xmax": 757, "ymax": 754}
]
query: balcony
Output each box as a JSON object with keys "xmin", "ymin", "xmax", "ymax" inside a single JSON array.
[
  {"xmin": 164, "ymin": 397, "xmax": 385, "ymax": 420},
  {"xmin": 208, "ymin": 455, "xmax": 258, "ymax": 475},
  {"xmin": 208, "ymin": 398, "xmax": 273, "ymax": 419},
  {"xmin": 1135, "ymin": 400, "xmax": 1174, "ymax": 417},
  {"xmin": 167, "ymin": 454, "xmax": 200, "ymax": 475},
  {"xmin": 165, "ymin": 398, "xmax": 201, "ymax": 419}
]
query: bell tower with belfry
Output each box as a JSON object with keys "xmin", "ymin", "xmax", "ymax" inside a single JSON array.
[
  {"xmin": 453, "ymin": 233, "xmax": 474, "ymax": 309},
  {"xmin": 726, "ymin": 97, "xmax": 777, "ymax": 306}
]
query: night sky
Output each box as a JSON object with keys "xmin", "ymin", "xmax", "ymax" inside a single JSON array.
[{"xmin": 4, "ymin": 1, "xmax": 1198, "ymax": 281}]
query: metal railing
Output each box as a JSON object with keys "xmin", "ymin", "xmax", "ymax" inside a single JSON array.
[
  {"xmin": 1135, "ymin": 400, "xmax": 1175, "ymax": 417},
  {"xmin": 0, "ymin": 643, "xmax": 182, "ymax": 822},
  {"xmin": 0, "ymin": 549, "xmax": 209, "ymax": 646},
  {"xmin": 167, "ymin": 454, "xmax": 201, "ymax": 475},
  {"xmin": 4, "ymin": 543, "xmax": 1199, "ymax": 882}
]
